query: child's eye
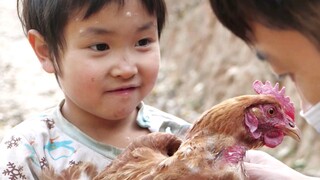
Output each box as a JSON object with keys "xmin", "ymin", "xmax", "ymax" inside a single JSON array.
[
  {"xmin": 90, "ymin": 43, "xmax": 109, "ymax": 51},
  {"xmin": 135, "ymin": 38, "xmax": 151, "ymax": 47}
]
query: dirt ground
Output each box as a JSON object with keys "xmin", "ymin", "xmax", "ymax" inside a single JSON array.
[{"xmin": 1, "ymin": 0, "xmax": 319, "ymax": 176}]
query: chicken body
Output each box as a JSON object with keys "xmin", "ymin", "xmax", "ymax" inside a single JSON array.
[
  {"xmin": 96, "ymin": 133, "xmax": 245, "ymax": 180},
  {"xmin": 96, "ymin": 94, "xmax": 300, "ymax": 180}
]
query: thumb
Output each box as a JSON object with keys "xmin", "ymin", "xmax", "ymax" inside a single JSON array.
[
  {"xmin": 243, "ymin": 162, "xmax": 265, "ymax": 171},
  {"xmin": 243, "ymin": 162, "xmax": 267, "ymax": 180},
  {"xmin": 244, "ymin": 150, "xmax": 272, "ymax": 164},
  {"xmin": 244, "ymin": 150, "xmax": 262, "ymax": 163}
]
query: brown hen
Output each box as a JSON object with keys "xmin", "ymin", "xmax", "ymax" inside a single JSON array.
[{"xmin": 92, "ymin": 81, "xmax": 301, "ymax": 180}]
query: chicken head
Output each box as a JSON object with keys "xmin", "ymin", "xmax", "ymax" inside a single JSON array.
[{"xmin": 245, "ymin": 80, "xmax": 301, "ymax": 148}]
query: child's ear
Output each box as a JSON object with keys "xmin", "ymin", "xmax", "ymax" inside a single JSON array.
[{"xmin": 28, "ymin": 29, "xmax": 55, "ymax": 73}]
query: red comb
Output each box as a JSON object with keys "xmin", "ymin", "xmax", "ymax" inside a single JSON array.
[{"xmin": 252, "ymin": 80, "xmax": 295, "ymax": 120}]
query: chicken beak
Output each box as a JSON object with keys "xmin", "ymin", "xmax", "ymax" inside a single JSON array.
[{"xmin": 283, "ymin": 122, "xmax": 301, "ymax": 142}]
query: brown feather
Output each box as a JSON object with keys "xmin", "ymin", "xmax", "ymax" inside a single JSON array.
[{"xmin": 41, "ymin": 162, "xmax": 98, "ymax": 180}]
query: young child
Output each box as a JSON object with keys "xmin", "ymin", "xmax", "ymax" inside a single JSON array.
[
  {"xmin": 209, "ymin": 0, "xmax": 320, "ymax": 179},
  {"xmin": 0, "ymin": 0, "xmax": 190, "ymax": 179}
]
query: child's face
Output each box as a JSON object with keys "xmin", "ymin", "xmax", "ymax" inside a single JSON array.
[
  {"xmin": 58, "ymin": 1, "xmax": 160, "ymax": 121},
  {"xmin": 252, "ymin": 22, "xmax": 320, "ymax": 112}
]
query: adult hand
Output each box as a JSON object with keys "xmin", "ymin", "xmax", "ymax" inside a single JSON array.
[{"xmin": 244, "ymin": 150, "xmax": 319, "ymax": 180}]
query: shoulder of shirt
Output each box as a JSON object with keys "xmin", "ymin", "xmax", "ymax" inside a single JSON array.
[
  {"xmin": 1, "ymin": 107, "xmax": 57, "ymax": 140},
  {"xmin": 137, "ymin": 103, "xmax": 191, "ymax": 137}
]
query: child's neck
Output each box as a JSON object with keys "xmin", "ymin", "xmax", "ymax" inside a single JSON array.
[{"xmin": 61, "ymin": 101, "xmax": 149, "ymax": 148}]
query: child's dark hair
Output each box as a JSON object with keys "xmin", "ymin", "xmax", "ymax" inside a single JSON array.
[
  {"xmin": 17, "ymin": 0, "xmax": 167, "ymax": 74},
  {"xmin": 209, "ymin": 0, "xmax": 320, "ymax": 48}
]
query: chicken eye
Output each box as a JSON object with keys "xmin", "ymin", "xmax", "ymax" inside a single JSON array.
[{"xmin": 268, "ymin": 108, "xmax": 275, "ymax": 115}]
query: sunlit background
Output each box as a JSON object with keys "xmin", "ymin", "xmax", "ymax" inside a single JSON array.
[{"xmin": 1, "ymin": 0, "xmax": 319, "ymax": 176}]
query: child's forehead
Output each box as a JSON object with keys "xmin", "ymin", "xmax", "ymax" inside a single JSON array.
[
  {"xmin": 66, "ymin": 2, "xmax": 151, "ymax": 31},
  {"xmin": 64, "ymin": 1, "xmax": 157, "ymax": 37},
  {"xmin": 69, "ymin": 1, "xmax": 149, "ymax": 22}
]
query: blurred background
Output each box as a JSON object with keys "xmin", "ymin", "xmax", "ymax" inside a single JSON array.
[{"xmin": 1, "ymin": 0, "xmax": 319, "ymax": 176}]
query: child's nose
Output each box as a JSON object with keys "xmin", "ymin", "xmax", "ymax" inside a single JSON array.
[{"xmin": 110, "ymin": 58, "xmax": 138, "ymax": 79}]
